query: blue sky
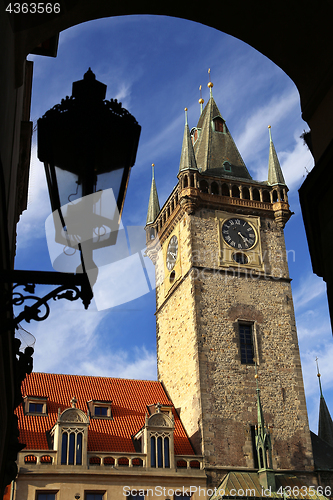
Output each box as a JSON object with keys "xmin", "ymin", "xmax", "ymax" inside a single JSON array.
[{"xmin": 15, "ymin": 15, "xmax": 333, "ymax": 434}]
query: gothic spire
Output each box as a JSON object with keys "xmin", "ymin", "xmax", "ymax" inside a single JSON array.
[
  {"xmin": 179, "ymin": 108, "xmax": 198, "ymax": 173},
  {"xmin": 267, "ymin": 126, "xmax": 286, "ymax": 186},
  {"xmin": 254, "ymin": 364, "xmax": 274, "ymax": 473},
  {"xmin": 316, "ymin": 358, "xmax": 333, "ymax": 448},
  {"xmin": 146, "ymin": 164, "xmax": 160, "ymax": 225},
  {"xmin": 193, "ymin": 73, "xmax": 252, "ymax": 180}
]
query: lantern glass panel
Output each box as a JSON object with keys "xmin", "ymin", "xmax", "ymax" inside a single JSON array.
[
  {"xmin": 54, "ymin": 166, "xmax": 83, "ymax": 207},
  {"xmin": 95, "ymin": 167, "xmax": 125, "ymax": 207}
]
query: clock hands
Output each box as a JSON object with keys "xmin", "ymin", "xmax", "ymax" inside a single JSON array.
[{"xmin": 238, "ymin": 231, "xmax": 251, "ymax": 244}]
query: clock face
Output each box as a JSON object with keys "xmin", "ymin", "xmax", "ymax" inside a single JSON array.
[
  {"xmin": 166, "ymin": 235, "xmax": 178, "ymax": 271},
  {"xmin": 222, "ymin": 217, "xmax": 256, "ymax": 250}
]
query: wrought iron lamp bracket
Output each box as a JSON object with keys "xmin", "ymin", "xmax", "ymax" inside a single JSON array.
[{"xmin": 1, "ymin": 270, "xmax": 93, "ymax": 330}]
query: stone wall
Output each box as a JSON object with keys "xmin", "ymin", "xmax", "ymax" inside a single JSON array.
[{"xmin": 155, "ymin": 207, "xmax": 314, "ymax": 480}]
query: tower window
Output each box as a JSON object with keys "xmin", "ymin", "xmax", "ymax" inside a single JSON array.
[
  {"xmin": 239, "ymin": 323, "xmax": 254, "ymax": 364},
  {"xmin": 223, "ymin": 161, "xmax": 231, "ymax": 172},
  {"xmin": 214, "ymin": 117, "xmax": 224, "ymax": 132}
]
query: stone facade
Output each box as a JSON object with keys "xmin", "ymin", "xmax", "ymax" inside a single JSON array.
[{"xmin": 152, "ymin": 204, "xmax": 313, "ymax": 483}]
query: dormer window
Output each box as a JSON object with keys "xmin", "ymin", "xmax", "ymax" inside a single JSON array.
[
  {"xmin": 24, "ymin": 396, "xmax": 47, "ymax": 416},
  {"xmin": 223, "ymin": 161, "xmax": 231, "ymax": 172},
  {"xmin": 190, "ymin": 127, "xmax": 199, "ymax": 144},
  {"xmin": 51, "ymin": 397, "xmax": 89, "ymax": 466},
  {"xmin": 214, "ymin": 116, "xmax": 224, "ymax": 132},
  {"xmin": 87, "ymin": 400, "xmax": 112, "ymax": 419},
  {"xmin": 146, "ymin": 403, "xmax": 175, "ymax": 469}
]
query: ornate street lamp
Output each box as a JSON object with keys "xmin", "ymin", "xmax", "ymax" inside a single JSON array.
[{"xmin": 3, "ymin": 69, "xmax": 141, "ymax": 328}]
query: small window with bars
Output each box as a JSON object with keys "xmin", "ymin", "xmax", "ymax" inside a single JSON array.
[{"xmin": 239, "ymin": 323, "xmax": 254, "ymax": 364}]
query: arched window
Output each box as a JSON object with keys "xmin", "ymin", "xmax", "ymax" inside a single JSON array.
[
  {"xmin": 221, "ymin": 183, "xmax": 230, "ymax": 196},
  {"xmin": 190, "ymin": 174, "xmax": 194, "ymax": 187},
  {"xmin": 147, "ymin": 409, "xmax": 174, "ymax": 469},
  {"xmin": 54, "ymin": 405, "xmax": 89, "ymax": 467},
  {"xmin": 262, "ymin": 190, "xmax": 270, "ymax": 202},
  {"xmin": 272, "ymin": 190, "xmax": 278, "ymax": 202},
  {"xmin": 259, "ymin": 447, "xmax": 264, "ymax": 469},
  {"xmin": 211, "ymin": 182, "xmax": 219, "ymax": 195},
  {"xmin": 150, "ymin": 435, "xmax": 170, "ymax": 468},
  {"xmin": 252, "ymin": 188, "xmax": 260, "ymax": 201},
  {"xmin": 61, "ymin": 431, "xmax": 83, "ymax": 465},
  {"xmin": 190, "ymin": 127, "xmax": 198, "ymax": 144},
  {"xmin": 242, "ymin": 187, "xmax": 250, "ymax": 199},
  {"xmin": 232, "ymin": 185, "xmax": 240, "ymax": 198},
  {"xmin": 183, "ymin": 175, "xmax": 188, "ymax": 188},
  {"xmin": 164, "ymin": 437, "xmax": 170, "ymax": 468},
  {"xmin": 151, "ymin": 436, "xmax": 156, "ymax": 467},
  {"xmin": 214, "ymin": 117, "xmax": 224, "ymax": 132},
  {"xmin": 61, "ymin": 433, "xmax": 68, "ymax": 465},
  {"xmin": 157, "ymin": 436, "xmax": 163, "ymax": 467},
  {"xmin": 200, "ymin": 180, "xmax": 209, "ymax": 193}
]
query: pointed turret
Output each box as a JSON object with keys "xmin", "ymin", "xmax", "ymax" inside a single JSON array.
[
  {"xmin": 146, "ymin": 164, "xmax": 160, "ymax": 225},
  {"xmin": 267, "ymin": 126, "xmax": 286, "ymax": 186},
  {"xmin": 316, "ymin": 358, "xmax": 333, "ymax": 448},
  {"xmin": 193, "ymin": 74, "xmax": 252, "ymax": 180},
  {"xmin": 254, "ymin": 364, "xmax": 275, "ymax": 490},
  {"xmin": 179, "ymin": 108, "xmax": 198, "ymax": 173}
]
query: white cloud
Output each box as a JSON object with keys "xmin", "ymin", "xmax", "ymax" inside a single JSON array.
[
  {"xmin": 236, "ymin": 89, "xmax": 299, "ymax": 161},
  {"xmin": 27, "ymin": 296, "xmax": 157, "ymax": 380},
  {"xmin": 80, "ymin": 346, "xmax": 157, "ymax": 380},
  {"xmin": 293, "ymin": 273, "xmax": 326, "ymax": 311}
]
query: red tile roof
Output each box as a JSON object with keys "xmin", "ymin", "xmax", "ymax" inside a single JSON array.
[{"xmin": 17, "ymin": 372, "xmax": 195, "ymax": 456}]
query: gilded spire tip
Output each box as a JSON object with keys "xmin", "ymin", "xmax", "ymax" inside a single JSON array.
[
  {"xmin": 207, "ymin": 68, "xmax": 213, "ymax": 95},
  {"xmin": 316, "ymin": 357, "xmax": 324, "ymax": 398},
  {"xmin": 198, "ymin": 85, "xmax": 204, "ymax": 113}
]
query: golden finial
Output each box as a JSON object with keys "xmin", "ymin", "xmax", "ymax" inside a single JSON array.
[
  {"xmin": 255, "ymin": 374, "xmax": 259, "ymax": 379},
  {"xmin": 208, "ymin": 68, "xmax": 214, "ymax": 89},
  {"xmin": 199, "ymin": 84, "xmax": 204, "ymax": 114},
  {"xmin": 152, "ymin": 163, "xmax": 155, "ymax": 179},
  {"xmin": 316, "ymin": 356, "xmax": 324, "ymax": 398},
  {"xmin": 184, "ymin": 107, "xmax": 188, "ymax": 125},
  {"xmin": 198, "ymin": 85, "xmax": 204, "ymax": 104}
]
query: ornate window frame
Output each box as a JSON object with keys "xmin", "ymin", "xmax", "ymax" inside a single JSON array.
[{"xmin": 51, "ymin": 405, "xmax": 89, "ymax": 466}]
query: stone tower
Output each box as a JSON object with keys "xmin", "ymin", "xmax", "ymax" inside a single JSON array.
[{"xmin": 145, "ymin": 79, "xmax": 313, "ymax": 485}]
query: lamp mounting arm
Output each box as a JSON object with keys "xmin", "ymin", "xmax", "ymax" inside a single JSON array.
[{"xmin": 1, "ymin": 270, "xmax": 93, "ymax": 330}]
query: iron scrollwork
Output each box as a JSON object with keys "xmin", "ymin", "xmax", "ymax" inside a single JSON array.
[{"xmin": 2, "ymin": 270, "xmax": 93, "ymax": 330}]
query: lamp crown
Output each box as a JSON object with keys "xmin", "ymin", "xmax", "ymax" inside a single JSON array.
[{"xmin": 72, "ymin": 68, "xmax": 106, "ymax": 102}]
